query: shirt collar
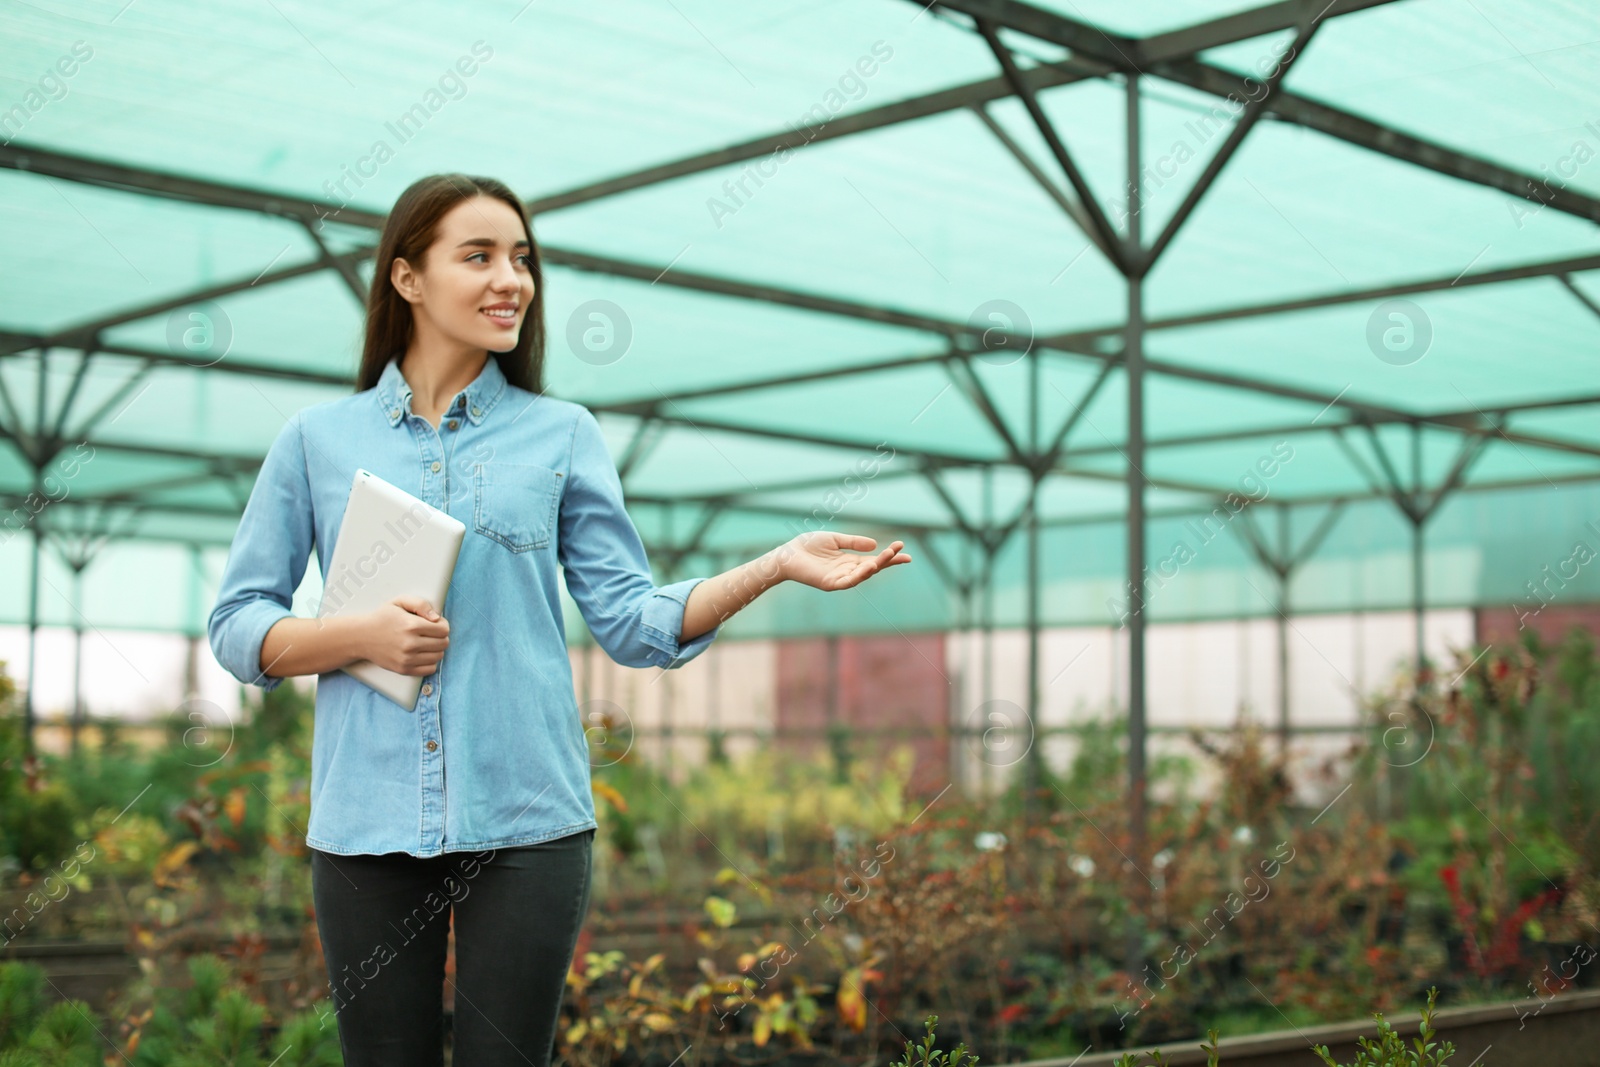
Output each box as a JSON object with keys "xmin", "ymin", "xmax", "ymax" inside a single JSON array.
[{"xmin": 376, "ymin": 354, "xmax": 507, "ymax": 428}]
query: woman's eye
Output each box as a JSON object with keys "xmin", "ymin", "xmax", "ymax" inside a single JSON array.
[{"xmin": 466, "ymin": 252, "xmax": 533, "ymax": 267}]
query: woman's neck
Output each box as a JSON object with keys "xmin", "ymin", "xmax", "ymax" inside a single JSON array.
[{"xmin": 399, "ymin": 338, "xmax": 488, "ymax": 421}]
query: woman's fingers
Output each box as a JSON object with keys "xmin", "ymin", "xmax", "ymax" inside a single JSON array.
[{"xmin": 801, "ymin": 534, "xmax": 910, "ymax": 589}]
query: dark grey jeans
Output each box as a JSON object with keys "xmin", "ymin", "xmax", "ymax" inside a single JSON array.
[{"xmin": 310, "ymin": 828, "xmax": 594, "ymax": 1067}]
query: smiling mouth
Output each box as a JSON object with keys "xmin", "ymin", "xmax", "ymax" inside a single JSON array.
[{"xmin": 481, "ymin": 307, "xmax": 518, "ymax": 323}]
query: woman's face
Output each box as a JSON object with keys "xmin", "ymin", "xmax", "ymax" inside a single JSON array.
[{"xmin": 392, "ymin": 194, "xmax": 535, "ymax": 352}]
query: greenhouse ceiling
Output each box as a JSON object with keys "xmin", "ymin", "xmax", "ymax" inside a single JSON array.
[{"xmin": 2, "ymin": 0, "xmax": 1599, "ymax": 640}]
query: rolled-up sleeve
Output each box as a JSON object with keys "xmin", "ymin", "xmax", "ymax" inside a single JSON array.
[
  {"xmin": 207, "ymin": 412, "xmax": 315, "ymax": 691},
  {"xmin": 558, "ymin": 408, "xmax": 719, "ymax": 669}
]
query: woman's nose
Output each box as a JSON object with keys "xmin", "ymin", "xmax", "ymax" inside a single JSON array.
[{"xmin": 490, "ymin": 253, "xmax": 519, "ymax": 289}]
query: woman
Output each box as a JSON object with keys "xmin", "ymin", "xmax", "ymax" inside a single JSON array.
[{"xmin": 206, "ymin": 173, "xmax": 911, "ymax": 1067}]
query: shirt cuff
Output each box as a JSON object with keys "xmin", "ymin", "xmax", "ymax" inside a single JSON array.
[
  {"xmin": 638, "ymin": 577, "xmax": 719, "ymax": 669},
  {"xmin": 217, "ymin": 599, "xmax": 295, "ymax": 692}
]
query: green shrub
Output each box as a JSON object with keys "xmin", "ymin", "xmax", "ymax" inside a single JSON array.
[
  {"xmin": 17, "ymin": 1001, "xmax": 100, "ymax": 1067},
  {"xmin": 169, "ymin": 989, "xmax": 266, "ymax": 1067},
  {"xmin": 893, "ymin": 1015, "xmax": 979, "ymax": 1067},
  {"xmin": 0, "ymin": 963, "xmax": 44, "ymax": 1048},
  {"xmin": 0, "ymin": 719, "xmax": 78, "ymax": 874},
  {"xmin": 120, "ymin": 955, "xmax": 340, "ymax": 1067},
  {"xmin": 1313, "ymin": 986, "xmax": 1455, "ymax": 1067},
  {"xmin": 268, "ymin": 1009, "xmax": 343, "ymax": 1067},
  {"xmin": 0, "ymin": 967, "xmax": 102, "ymax": 1067}
]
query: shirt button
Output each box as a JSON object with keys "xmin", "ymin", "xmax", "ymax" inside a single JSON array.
[
  {"xmin": 431, "ymin": 461, "xmax": 441, "ymax": 472},
  {"xmin": 421, "ymin": 683, "xmax": 433, "ymax": 696},
  {"xmin": 426, "ymin": 740, "xmax": 438, "ymax": 752},
  {"xmin": 447, "ymin": 419, "xmax": 458, "ymax": 430},
  {"xmin": 471, "ymin": 406, "xmax": 481, "ymax": 417}
]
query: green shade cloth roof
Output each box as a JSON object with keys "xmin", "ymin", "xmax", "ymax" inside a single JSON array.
[{"xmin": 2, "ymin": 0, "xmax": 1598, "ymax": 639}]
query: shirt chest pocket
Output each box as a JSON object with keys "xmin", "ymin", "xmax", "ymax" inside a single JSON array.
[{"xmin": 473, "ymin": 462, "xmax": 563, "ymax": 552}]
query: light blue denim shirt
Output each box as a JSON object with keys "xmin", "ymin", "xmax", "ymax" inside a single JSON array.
[{"xmin": 207, "ymin": 355, "xmax": 718, "ymax": 857}]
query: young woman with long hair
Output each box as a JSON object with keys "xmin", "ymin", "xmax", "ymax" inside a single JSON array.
[{"xmin": 207, "ymin": 173, "xmax": 911, "ymax": 1067}]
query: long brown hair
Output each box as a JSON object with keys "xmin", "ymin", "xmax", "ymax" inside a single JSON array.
[{"xmin": 355, "ymin": 174, "xmax": 545, "ymax": 395}]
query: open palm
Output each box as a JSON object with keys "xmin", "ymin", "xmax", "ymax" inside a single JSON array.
[{"xmin": 782, "ymin": 531, "xmax": 912, "ymax": 591}]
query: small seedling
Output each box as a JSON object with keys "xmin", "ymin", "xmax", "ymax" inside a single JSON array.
[
  {"xmin": 892, "ymin": 1014, "xmax": 979, "ymax": 1067},
  {"xmin": 1111, "ymin": 1027, "xmax": 1221, "ymax": 1067},
  {"xmin": 1312, "ymin": 986, "xmax": 1457, "ymax": 1067}
]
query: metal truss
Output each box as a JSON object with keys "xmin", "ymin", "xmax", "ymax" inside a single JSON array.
[{"xmin": 2, "ymin": 0, "xmax": 1598, "ymax": 787}]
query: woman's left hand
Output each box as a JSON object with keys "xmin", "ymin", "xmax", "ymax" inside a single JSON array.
[{"xmin": 778, "ymin": 531, "xmax": 912, "ymax": 591}]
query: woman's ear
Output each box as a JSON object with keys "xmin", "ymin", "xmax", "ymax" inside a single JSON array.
[{"xmin": 390, "ymin": 256, "xmax": 422, "ymax": 304}]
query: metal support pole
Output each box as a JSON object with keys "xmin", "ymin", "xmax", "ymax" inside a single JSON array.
[
  {"xmin": 25, "ymin": 521, "xmax": 41, "ymax": 757},
  {"xmin": 23, "ymin": 348, "xmax": 47, "ymax": 756},
  {"xmin": 826, "ymin": 632, "xmax": 840, "ymax": 772},
  {"xmin": 184, "ymin": 543, "xmax": 203, "ymax": 701},
  {"xmin": 961, "ymin": 537, "xmax": 977, "ymax": 794},
  {"xmin": 1276, "ymin": 505, "xmax": 1291, "ymax": 756},
  {"xmin": 1025, "ymin": 338, "xmax": 1043, "ymax": 823},
  {"xmin": 1412, "ymin": 518, "xmax": 1425, "ymax": 678},
  {"xmin": 981, "ymin": 467, "xmax": 995, "ymax": 800},
  {"xmin": 580, "ymin": 637, "xmax": 593, "ymax": 708},
  {"xmin": 948, "ymin": 576, "xmax": 961, "ymax": 795},
  {"xmin": 1124, "ymin": 71, "xmax": 1150, "ymax": 979},
  {"xmin": 71, "ymin": 564, "xmax": 85, "ymax": 759},
  {"xmin": 709, "ymin": 627, "xmax": 721, "ymax": 765},
  {"xmin": 662, "ymin": 661, "xmax": 675, "ymax": 781},
  {"xmin": 1410, "ymin": 424, "xmax": 1426, "ymax": 685}
]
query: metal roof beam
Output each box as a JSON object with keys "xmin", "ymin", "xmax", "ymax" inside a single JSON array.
[
  {"xmin": 926, "ymin": 0, "xmax": 1600, "ymax": 225},
  {"xmin": 1420, "ymin": 427, "xmax": 1495, "ymax": 520},
  {"xmin": 528, "ymin": 60, "xmax": 1099, "ymax": 213},
  {"xmin": 1557, "ymin": 274, "xmax": 1600, "ymax": 324},
  {"xmin": 605, "ymin": 346, "xmax": 954, "ymax": 410},
  {"xmin": 0, "ymin": 251, "xmax": 353, "ymax": 357},
  {"xmin": 14, "ymin": 465, "xmax": 1600, "ymax": 550},
  {"xmin": 943, "ymin": 355, "xmax": 1031, "ymax": 467},
  {"xmin": 615, "ymin": 415, "xmax": 666, "ymax": 482},
  {"xmin": 1045, "ymin": 394, "xmax": 1600, "ymax": 459},
  {"xmin": 6, "ymin": 361, "xmax": 1598, "ymax": 503},
  {"xmin": 301, "ymin": 220, "xmax": 368, "ymax": 304},
  {"xmin": 1143, "ymin": 10, "xmax": 1324, "ymax": 269},
  {"xmin": 1039, "ymin": 359, "xmax": 1117, "ymax": 471},
  {"xmin": 969, "ymin": 103, "xmax": 1110, "ymax": 260},
  {"xmin": 1110, "ymin": 353, "xmax": 1600, "ymax": 461},
  {"xmin": 47, "ymin": 346, "xmax": 95, "ymax": 446},
  {"xmin": 0, "ymin": 142, "xmax": 345, "ymax": 224},
  {"xmin": 1046, "ymin": 253, "xmax": 1600, "ymax": 344},
  {"xmin": 926, "ymin": 0, "xmax": 1140, "ymax": 65},
  {"xmin": 28, "ymin": 329, "xmax": 1600, "ymax": 457},
  {"xmin": 544, "ymin": 246, "xmax": 966, "ymax": 336},
  {"xmin": 1138, "ymin": 0, "xmax": 1404, "ymax": 64},
  {"xmin": 1155, "ymin": 58, "xmax": 1600, "ymax": 224},
  {"xmin": 918, "ymin": 461, "xmax": 985, "ymax": 543},
  {"xmin": 974, "ymin": 16, "xmax": 1126, "ymax": 269},
  {"xmin": 12, "ymin": 147, "xmax": 1595, "ymax": 453},
  {"xmin": 588, "ymin": 410, "xmax": 1239, "ymax": 497}
]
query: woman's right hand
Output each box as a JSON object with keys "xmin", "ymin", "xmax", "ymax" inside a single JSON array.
[{"xmin": 360, "ymin": 596, "xmax": 450, "ymax": 676}]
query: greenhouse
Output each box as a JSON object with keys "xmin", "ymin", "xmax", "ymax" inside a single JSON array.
[{"xmin": 1, "ymin": 0, "xmax": 1599, "ymax": 1064}]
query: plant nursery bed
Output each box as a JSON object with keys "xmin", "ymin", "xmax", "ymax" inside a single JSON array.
[{"xmin": 1001, "ymin": 989, "xmax": 1600, "ymax": 1067}]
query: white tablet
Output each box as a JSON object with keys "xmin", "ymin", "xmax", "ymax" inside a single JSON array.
[{"xmin": 316, "ymin": 468, "xmax": 466, "ymax": 711}]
